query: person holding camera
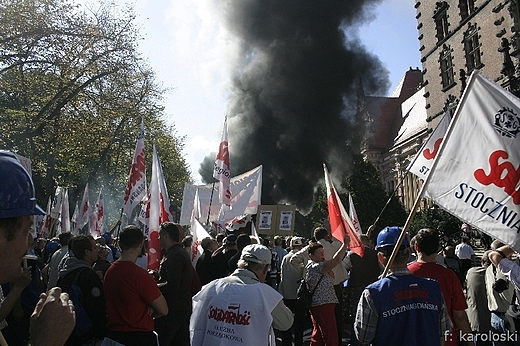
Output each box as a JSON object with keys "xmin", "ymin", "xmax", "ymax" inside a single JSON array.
[{"xmin": 488, "ymin": 242, "xmax": 520, "ymax": 344}]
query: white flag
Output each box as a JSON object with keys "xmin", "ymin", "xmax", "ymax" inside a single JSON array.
[
  {"xmin": 90, "ymin": 188, "xmax": 104, "ymax": 238},
  {"xmin": 408, "ymin": 110, "xmax": 452, "ymax": 180},
  {"xmin": 61, "ymin": 189, "xmax": 71, "ymax": 234},
  {"xmin": 348, "ymin": 193, "xmax": 362, "ymax": 235},
  {"xmin": 180, "ymin": 165, "xmax": 263, "ymax": 225},
  {"xmin": 51, "ymin": 187, "xmax": 63, "ymax": 219},
  {"xmin": 122, "ymin": 119, "xmax": 147, "ymax": 218},
  {"xmin": 424, "ymin": 71, "xmax": 520, "ymax": 251},
  {"xmin": 251, "ymin": 221, "xmax": 261, "ymax": 244},
  {"xmin": 78, "ymin": 183, "xmax": 90, "ymax": 230},
  {"xmin": 190, "ymin": 218, "xmax": 211, "ymax": 267},
  {"xmin": 213, "ymin": 116, "xmax": 231, "ymax": 206},
  {"xmin": 39, "ymin": 197, "xmax": 52, "ymax": 239},
  {"xmin": 147, "ymin": 145, "xmax": 173, "ymax": 270},
  {"xmin": 71, "ymin": 202, "xmax": 79, "ymax": 235}
]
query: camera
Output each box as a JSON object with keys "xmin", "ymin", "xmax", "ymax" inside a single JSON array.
[{"xmin": 493, "ymin": 278, "xmax": 509, "ymax": 293}]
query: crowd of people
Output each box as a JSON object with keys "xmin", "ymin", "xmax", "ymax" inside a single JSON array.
[{"xmin": 3, "ymin": 150, "xmax": 520, "ymax": 346}]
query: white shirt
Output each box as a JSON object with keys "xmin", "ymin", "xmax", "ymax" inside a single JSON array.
[
  {"xmin": 455, "ymin": 243, "xmax": 474, "ymax": 260},
  {"xmin": 318, "ymin": 238, "xmax": 349, "ymax": 285}
]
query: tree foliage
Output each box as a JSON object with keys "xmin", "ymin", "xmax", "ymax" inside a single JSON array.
[{"xmin": 0, "ymin": 0, "xmax": 191, "ymax": 225}]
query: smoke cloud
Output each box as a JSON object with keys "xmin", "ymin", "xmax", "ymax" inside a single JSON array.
[{"xmin": 199, "ymin": 0, "xmax": 390, "ymax": 213}]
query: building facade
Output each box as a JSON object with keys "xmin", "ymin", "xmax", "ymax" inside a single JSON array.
[
  {"xmin": 361, "ymin": 0, "xmax": 520, "ymax": 212},
  {"xmin": 360, "ymin": 69, "xmax": 429, "ymax": 211},
  {"xmin": 417, "ymin": 0, "xmax": 520, "ymax": 126}
]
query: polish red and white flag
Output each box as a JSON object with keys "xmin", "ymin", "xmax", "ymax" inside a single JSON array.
[
  {"xmin": 147, "ymin": 145, "xmax": 173, "ymax": 270},
  {"xmin": 324, "ymin": 164, "xmax": 364, "ymax": 257}
]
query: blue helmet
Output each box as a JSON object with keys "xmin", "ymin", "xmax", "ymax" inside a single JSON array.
[
  {"xmin": 0, "ymin": 151, "xmax": 45, "ymax": 218},
  {"xmin": 376, "ymin": 226, "xmax": 409, "ymax": 251}
]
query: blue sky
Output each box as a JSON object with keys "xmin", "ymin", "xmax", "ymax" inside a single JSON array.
[{"xmin": 82, "ymin": 0, "xmax": 421, "ymax": 183}]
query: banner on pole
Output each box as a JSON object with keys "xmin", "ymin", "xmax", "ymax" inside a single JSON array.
[{"xmin": 423, "ymin": 72, "xmax": 520, "ymax": 251}]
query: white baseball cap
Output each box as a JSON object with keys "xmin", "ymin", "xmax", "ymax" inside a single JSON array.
[{"xmin": 240, "ymin": 244, "xmax": 271, "ymax": 265}]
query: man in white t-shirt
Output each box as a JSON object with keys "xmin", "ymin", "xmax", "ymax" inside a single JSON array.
[
  {"xmin": 455, "ymin": 236, "xmax": 475, "ymax": 280},
  {"xmin": 190, "ymin": 244, "xmax": 293, "ymax": 346}
]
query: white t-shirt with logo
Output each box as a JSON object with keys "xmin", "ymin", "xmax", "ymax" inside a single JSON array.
[{"xmin": 190, "ymin": 279, "xmax": 282, "ymax": 346}]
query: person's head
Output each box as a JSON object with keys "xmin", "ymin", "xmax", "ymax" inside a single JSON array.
[
  {"xmin": 216, "ymin": 233, "xmax": 226, "ymax": 246},
  {"xmin": 414, "ymin": 228, "xmax": 440, "ymax": 256},
  {"xmin": 443, "ymin": 245, "xmax": 456, "ymax": 258},
  {"xmin": 182, "ymin": 235, "xmax": 193, "ymax": 248},
  {"xmin": 375, "ymin": 226, "xmax": 411, "ymax": 267},
  {"xmin": 159, "ymin": 222, "xmax": 184, "ymax": 250},
  {"xmin": 461, "ymin": 236, "xmax": 470, "ymax": 244},
  {"xmin": 0, "ymin": 151, "xmax": 45, "ymax": 284},
  {"xmin": 201, "ymin": 237, "xmax": 217, "ymax": 252},
  {"xmin": 58, "ymin": 232, "xmax": 73, "ymax": 247},
  {"xmin": 290, "ymin": 236, "xmax": 303, "ymax": 250},
  {"xmin": 237, "ymin": 244, "xmax": 271, "ymax": 282},
  {"xmin": 308, "ymin": 242, "xmax": 325, "ymax": 262},
  {"xmin": 236, "ymin": 233, "xmax": 252, "ymax": 251},
  {"xmin": 481, "ymin": 250, "xmax": 492, "ymax": 267},
  {"xmin": 313, "ymin": 227, "xmax": 328, "ymax": 241},
  {"xmin": 223, "ymin": 234, "xmax": 237, "ymax": 248},
  {"xmin": 274, "ymin": 236, "xmax": 284, "ymax": 247},
  {"xmin": 285, "ymin": 236, "xmax": 292, "ymax": 249},
  {"xmin": 102, "ymin": 232, "xmax": 113, "ymax": 246},
  {"xmin": 119, "ymin": 225, "xmax": 145, "ymax": 252},
  {"xmin": 249, "ymin": 236, "xmax": 259, "ymax": 244},
  {"xmin": 69, "ymin": 235, "xmax": 98, "ymax": 265},
  {"xmin": 95, "ymin": 237, "xmax": 106, "ymax": 246},
  {"xmin": 96, "ymin": 243, "xmax": 109, "ymax": 261}
]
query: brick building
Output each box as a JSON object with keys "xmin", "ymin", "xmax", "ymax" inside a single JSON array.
[
  {"xmin": 360, "ymin": 68, "xmax": 429, "ymax": 211},
  {"xmin": 360, "ymin": 0, "xmax": 520, "ymax": 211}
]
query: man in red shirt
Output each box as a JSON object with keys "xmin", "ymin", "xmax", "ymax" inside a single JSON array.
[
  {"xmin": 103, "ymin": 225, "xmax": 168, "ymax": 346},
  {"xmin": 408, "ymin": 228, "xmax": 474, "ymax": 346}
]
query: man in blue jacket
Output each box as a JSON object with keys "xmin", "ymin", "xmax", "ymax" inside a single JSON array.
[{"xmin": 354, "ymin": 226, "xmax": 452, "ymax": 346}]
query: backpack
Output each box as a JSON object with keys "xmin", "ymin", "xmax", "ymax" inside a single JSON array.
[
  {"xmin": 297, "ymin": 274, "xmax": 324, "ymax": 308},
  {"xmin": 444, "ymin": 257, "xmax": 464, "ymax": 285},
  {"xmin": 58, "ymin": 268, "xmax": 93, "ymax": 337}
]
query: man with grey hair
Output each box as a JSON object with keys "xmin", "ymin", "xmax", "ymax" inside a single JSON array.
[
  {"xmin": 190, "ymin": 244, "xmax": 293, "ymax": 345},
  {"xmin": 465, "ymin": 250, "xmax": 492, "ymax": 343}
]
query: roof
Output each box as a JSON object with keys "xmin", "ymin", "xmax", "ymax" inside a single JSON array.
[
  {"xmin": 390, "ymin": 87, "xmax": 428, "ymax": 150},
  {"xmin": 364, "ymin": 68, "xmax": 424, "ymax": 151}
]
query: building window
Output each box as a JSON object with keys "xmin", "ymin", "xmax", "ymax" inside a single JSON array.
[
  {"xmin": 463, "ymin": 23, "xmax": 482, "ymax": 72},
  {"xmin": 434, "ymin": 2, "xmax": 450, "ymax": 42},
  {"xmin": 459, "ymin": 0, "xmax": 475, "ymax": 20},
  {"xmin": 440, "ymin": 45, "xmax": 456, "ymax": 89}
]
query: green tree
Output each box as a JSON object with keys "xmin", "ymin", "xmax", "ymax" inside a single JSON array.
[
  {"xmin": 409, "ymin": 206, "xmax": 461, "ymax": 238},
  {"xmin": 343, "ymin": 155, "xmax": 407, "ymax": 239},
  {"xmin": 0, "ymin": 0, "xmax": 191, "ymax": 225}
]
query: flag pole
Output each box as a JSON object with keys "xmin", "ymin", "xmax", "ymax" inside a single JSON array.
[
  {"xmin": 381, "ymin": 180, "xmax": 427, "ymax": 277},
  {"xmin": 371, "ymin": 172, "xmax": 408, "ymax": 228},
  {"xmin": 206, "ymin": 181, "xmax": 216, "ymax": 226}
]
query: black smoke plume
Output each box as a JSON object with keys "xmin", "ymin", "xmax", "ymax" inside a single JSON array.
[{"xmin": 200, "ymin": 0, "xmax": 390, "ymax": 213}]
